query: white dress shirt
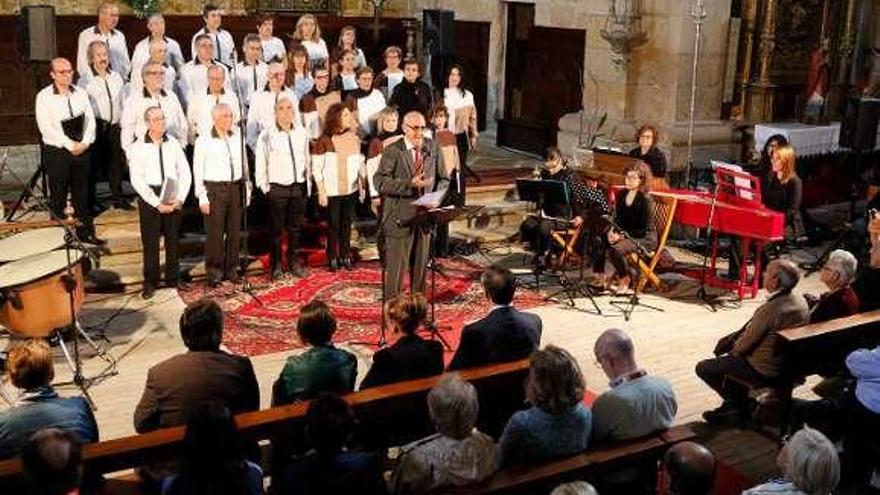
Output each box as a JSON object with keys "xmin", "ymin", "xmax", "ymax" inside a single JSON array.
[
  {"xmin": 191, "ymin": 28, "xmax": 235, "ymax": 67},
  {"xmin": 255, "ymin": 124, "xmax": 311, "ymax": 194},
  {"xmin": 78, "ymin": 69, "xmax": 124, "ymax": 125},
  {"xmin": 177, "ymin": 60, "xmax": 232, "ymax": 110},
  {"xmin": 193, "ymin": 128, "xmax": 250, "ymax": 205},
  {"xmin": 233, "ymin": 61, "xmax": 269, "ymax": 110},
  {"xmin": 261, "ymin": 37, "xmax": 286, "ymax": 63},
  {"xmin": 35, "ymin": 84, "xmax": 96, "ymax": 150},
  {"xmin": 76, "ymin": 26, "xmax": 131, "ymax": 80},
  {"xmin": 120, "ymin": 88, "xmax": 188, "ymax": 153},
  {"xmin": 186, "ymin": 89, "xmax": 241, "ymax": 142},
  {"xmin": 300, "ymin": 39, "xmax": 329, "ymax": 70},
  {"xmin": 128, "ymin": 63, "xmax": 177, "ymax": 97},
  {"xmin": 129, "ymin": 133, "xmax": 192, "ymax": 208},
  {"xmin": 131, "ymin": 36, "xmax": 185, "ymax": 75},
  {"xmin": 246, "ymin": 86, "xmax": 299, "ymax": 149}
]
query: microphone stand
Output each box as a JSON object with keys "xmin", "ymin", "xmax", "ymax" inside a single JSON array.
[
  {"xmin": 604, "ymin": 214, "xmax": 664, "ymax": 321},
  {"xmin": 230, "ymin": 49, "xmax": 263, "ymax": 306},
  {"xmin": 696, "ymin": 179, "xmax": 722, "ymax": 311}
]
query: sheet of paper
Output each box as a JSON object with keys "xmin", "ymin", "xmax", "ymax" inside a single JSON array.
[{"xmin": 411, "ymin": 187, "xmax": 448, "ymax": 209}]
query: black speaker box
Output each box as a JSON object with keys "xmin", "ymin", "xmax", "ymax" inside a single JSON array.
[
  {"xmin": 19, "ymin": 5, "xmax": 57, "ymax": 62},
  {"xmin": 840, "ymin": 97, "xmax": 880, "ymax": 151}
]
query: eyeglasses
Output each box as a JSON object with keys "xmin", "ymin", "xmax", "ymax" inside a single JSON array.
[
  {"xmin": 269, "ymin": 72, "xmax": 285, "ymax": 78},
  {"xmin": 146, "ymin": 70, "xmax": 165, "ymax": 76},
  {"xmin": 315, "ymin": 74, "xmax": 330, "ymax": 79},
  {"xmin": 405, "ymin": 124, "xmax": 426, "ymax": 131}
]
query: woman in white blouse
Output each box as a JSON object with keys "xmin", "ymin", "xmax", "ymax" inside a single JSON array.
[
  {"xmin": 312, "ymin": 102, "xmax": 365, "ymax": 271},
  {"xmin": 292, "ymin": 14, "xmax": 328, "ymax": 71},
  {"xmin": 286, "ymin": 44, "xmax": 314, "ymax": 99},
  {"xmin": 332, "ymin": 25, "xmax": 367, "ymax": 73},
  {"xmin": 443, "ymin": 65, "xmax": 479, "ymax": 170}
]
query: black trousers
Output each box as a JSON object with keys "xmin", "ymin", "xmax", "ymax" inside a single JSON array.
[
  {"xmin": 204, "ymin": 181, "xmax": 242, "ymax": 282},
  {"xmin": 607, "ymin": 237, "xmax": 648, "ymax": 277},
  {"xmin": 454, "ymin": 131, "xmax": 470, "ymax": 200},
  {"xmin": 695, "ymin": 354, "xmax": 769, "ymax": 407},
  {"xmin": 138, "ymin": 193, "xmax": 181, "ymax": 288},
  {"xmin": 520, "ymin": 216, "xmax": 556, "ymax": 256},
  {"xmin": 90, "ymin": 120, "xmax": 125, "ymax": 209},
  {"xmin": 326, "ymin": 193, "xmax": 355, "ymax": 261},
  {"xmin": 268, "ymin": 183, "xmax": 307, "ymax": 270},
  {"xmin": 43, "ymin": 144, "xmax": 93, "ymax": 238}
]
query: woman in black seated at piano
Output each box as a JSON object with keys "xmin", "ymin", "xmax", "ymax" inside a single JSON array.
[
  {"xmin": 751, "ymin": 134, "xmax": 788, "ymax": 182},
  {"xmin": 604, "ymin": 162, "xmax": 654, "ymax": 294},
  {"xmin": 628, "ymin": 123, "xmax": 668, "ymax": 180},
  {"xmin": 520, "ymin": 147, "xmax": 609, "ymax": 270}
]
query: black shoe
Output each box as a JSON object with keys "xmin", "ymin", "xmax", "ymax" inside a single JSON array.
[
  {"xmin": 328, "ymin": 258, "xmax": 338, "ymax": 272},
  {"xmin": 702, "ymin": 402, "xmax": 746, "ymax": 424},
  {"xmin": 141, "ymin": 285, "xmax": 156, "ymax": 300},
  {"xmin": 271, "ymin": 266, "xmax": 283, "ymax": 280},
  {"xmin": 289, "ymin": 262, "xmax": 308, "ymax": 278},
  {"xmin": 340, "ymin": 258, "xmax": 353, "ymax": 270}
]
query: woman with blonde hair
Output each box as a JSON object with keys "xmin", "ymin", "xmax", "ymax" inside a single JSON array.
[
  {"xmin": 763, "ymin": 144, "xmax": 804, "ymax": 241},
  {"xmin": 291, "ymin": 14, "xmax": 328, "ymax": 71},
  {"xmin": 331, "ymin": 25, "xmax": 367, "ymax": 72}
]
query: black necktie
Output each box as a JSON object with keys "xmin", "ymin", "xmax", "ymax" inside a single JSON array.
[
  {"xmin": 252, "ymin": 66, "xmax": 257, "ymax": 92},
  {"xmin": 224, "ymin": 137, "xmax": 234, "ymax": 181},
  {"xmin": 67, "ymin": 94, "xmax": 74, "ymax": 117},
  {"xmin": 286, "ymin": 130, "xmax": 298, "ymax": 182},
  {"xmin": 157, "ymin": 140, "xmax": 165, "ymax": 184},
  {"xmin": 214, "ymin": 33, "xmax": 221, "ymax": 60},
  {"xmin": 103, "ymin": 77, "xmax": 113, "ymax": 122}
]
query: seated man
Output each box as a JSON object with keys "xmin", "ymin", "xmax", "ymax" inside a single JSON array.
[
  {"xmin": 448, "ymin": 265, "xmax": 542, "ymax": 370},
  {"xmin": 0, "ymin": 340, "xmax": 98, "ymax": 460},
  {"xmin": 805, "ymin": 249, "xmax": 859, "ymax": 323},
  {"xmin": 663, "ymin": 441, "xmax": 717, "ymax": 495},
  {"xmin": 697, "ymin": 260, "xmax": 809, "ymax": 424},
  {"xmin": 21, "ymin": 428, "xmax": 84, "ymax": 495},
  {"xmin": 134, "ymin": 298, "xmax": 260, "ymax": 432}
]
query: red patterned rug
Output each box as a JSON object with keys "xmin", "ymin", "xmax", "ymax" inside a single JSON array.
[{"xmin": 178, "ymin": 258, "xmax": 549, "ymax": 357}]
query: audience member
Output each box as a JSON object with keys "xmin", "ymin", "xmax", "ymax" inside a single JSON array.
[
  {"xmin": 390, "ymin": 374, "xmax": 496, "ymax": 493},
  {"xmin": 0, "ymin": 340, "xmax": 98, "ymax": 460},
  {"xmin": 497, "ymin": 345, "xmax": 592, "ymax": 467},
  {"xmin": 805, "ymin": 249, "xmax": 859, "ymax": 323},
  {"xmin": 163, "ymin": 403, "xmax": 263, "ymax": 495},
  {"xmin": 743, "ymin": 426, "xmax": 839, "ymax": 495},
  {"xmin": 361, "ymin": 292, "xmax": 444, "ymax": 389},
  {"xmin": 448, "ymin": 265, "xmax": 542, "ymax": 370},
  {"xmin": 134, "ymin": 299, "xmax": 260, "ymax": 432},
  {"xmin": 697, "ymin": 260, "xmax": 808, "ymax": 424},
  {"xmin": 663, "ymin": 441, "xmax": 716, "ymax": 495},
  {"xmin": 21, "ymin": 428, "xmax": 84, "ymax": 495},
  {"xmin": 591, "ymin": 328, "xmax": 677, "ymax": 442},
  {"xmin": 273, "ymin": 393, "xmax": 387, "ymax": 494},
  {"xmin": 550, "ymin": 481, "xmax": 599, "ymax": 495},
  {"xmin": 272, "ymin": 300, "xmax": 357, "ymax": 405}
]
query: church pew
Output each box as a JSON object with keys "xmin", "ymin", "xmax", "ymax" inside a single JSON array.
[
  {"xmin": 429, "ymin": 425, "xmax": 697, "ymax": 495},
  {"xmin": 0, "ymin": 358, "xmax": 530, "ymax": 488}
]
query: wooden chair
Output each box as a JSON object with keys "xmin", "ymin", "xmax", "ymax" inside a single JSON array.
[
  {"xmin": 549, "ymin": 220, "xmax": 584, "ymax": 269},
  {"xmin": 630, "ymin": 193, "xmax": 678, "ymax": 292}
]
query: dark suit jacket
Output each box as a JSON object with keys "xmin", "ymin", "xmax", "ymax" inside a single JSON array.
[
  {"xmin": 360, "ymin": 334, "xmax": 444, "ymax": 389},
  {"xmin": 448, "ymin": 306, "xmax": 542, "ymax": 370},
  {"xmin": 373, "ymin": 137, "xmax": 448, "ymax": 238},
  {"xmin": 133, "ymin": 350, "xmax": 260, "ymax": 433}
]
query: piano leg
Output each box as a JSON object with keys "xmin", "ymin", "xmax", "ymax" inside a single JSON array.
[{"xmin": 739, "ymin": 238, "xmax": 753, "ymax": 300}]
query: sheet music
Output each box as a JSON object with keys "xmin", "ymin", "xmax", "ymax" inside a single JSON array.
[
  {"xmin": 712, "ymin": 160, "xmax": 754, "ymax": 201},
  {"xmin": 412, "ymin": 187, "xmax": 448, "ymax": 209},
  {"xmin": 159, "ymin": 177, "xmax": 178, "ymax": 204}
]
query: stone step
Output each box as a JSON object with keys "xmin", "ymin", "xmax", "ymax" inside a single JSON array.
[
  {"xmin": 450, "ymin": 200, "xmax": 528, "ymax": 232},
  {"xmin": 465, "ymin": 183, "xmax": 518, "ymax": 204}
]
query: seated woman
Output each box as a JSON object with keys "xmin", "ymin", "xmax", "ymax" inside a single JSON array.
[
  {"xmin": 273, "ymin": 393, "xmax": 387, "ymax": 495},
  {"xmin": 749, "ymin": 133, "xmax": 788, "ymax": 181},
  {"xmin": 163, "ymin": 403, "xmax": 263, "ymax": 495},
  {"xmin": 743, "ymin": 426, "xmax": 839, "ymax": 495},
  {"xmin": 805, "ymin": 249, "xmax": 859, "ymax": 324},
  {"xmin": 496, "ymin": 345, "xmax": 592, "ymax": 468},
  {"xmin": 272, "ymin": 300, "xmax": 357, "ymax": 405},
  {"xmin": 390, "ymin": 374, "xmax": 496, "ymax": 493},
  {"xmin": 599, "ymin": 162, "xmax": 653, "ymax": 294},
  {"xmin": 628, "ymin": 124, "xmax": 668, "ymax": 180},
  {"xmin": 360, "ymin": 292, "xmax": 444, "ymax": 389}
]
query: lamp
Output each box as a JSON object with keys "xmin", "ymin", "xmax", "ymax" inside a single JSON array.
[{"xmin": 600, "ymin": 0, "xmax": 648, "ymax": 69}]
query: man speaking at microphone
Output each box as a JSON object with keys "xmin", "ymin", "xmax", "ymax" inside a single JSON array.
[{"xmin": 374, "ymin": 111, "xmax": 448, "ymax": 301}]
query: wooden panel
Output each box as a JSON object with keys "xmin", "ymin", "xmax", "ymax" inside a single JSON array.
[{"xmin": 452, "ymin": 20, "xmax": 490, "ymax": 131}]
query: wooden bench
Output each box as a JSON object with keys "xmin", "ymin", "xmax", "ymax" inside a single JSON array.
[
  {"xmin": 0, "ymin": 359, "xmax": 530, "ymax": 490},
  {"xmin": 430, "ymin": 425, "xmax": 697, "ymax": 495}
]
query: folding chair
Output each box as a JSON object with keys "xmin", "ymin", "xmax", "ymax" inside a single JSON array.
[
  {"xmin": 550, "ymin": 220, "xmax": 584, "ymax": 270},
  {"xmin": 630, "ymin": 193, "xmax": 678, "ymax": 292}
]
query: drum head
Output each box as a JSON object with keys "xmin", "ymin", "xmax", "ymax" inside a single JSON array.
[
  {"xmin": 0, "ymin": 228, "xmax": 66, "ymax": 262},
  {"xmin": 0, "ymin": 249, "xmax": 85, "ymax": 288}
]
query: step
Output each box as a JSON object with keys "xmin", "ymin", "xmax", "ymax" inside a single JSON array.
[
  {"xmin": 465, "ymin": 183, "xmax": 518, "ymax": 205},
  {"xmin": 450, "ymin": 200, "xmax": 528, "ymax": 232}
]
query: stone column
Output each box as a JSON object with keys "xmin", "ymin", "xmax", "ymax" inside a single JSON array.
[
  {"xmin": 745, "ymin": 0, "xmax": 777, "ymax": 122},
  {"xmin": 734, "ymin": 0, "xmax": 758, "ymax": 116}
]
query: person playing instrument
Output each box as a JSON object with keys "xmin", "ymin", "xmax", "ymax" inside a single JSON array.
[
  {"xmin": 312, "ymin": 103, "xmax": 365, "ymax": 271},
  {"xmin": 628, "ymin": 124, "xmax": 667, "ymax": 180},
  {"xmin": 519, "ymin": 147, "xmax": 609, "ymax": 271},
  {"xmin": 600, "ymin": 162, "xmax": 654, "ymax": 294},
  {"xmin": 129, "ymin": 106, "xmax": 192, "ymax": 298},
  {"xmin": 193, "ymin": 103, "xmax": 252, "ymax": 287},
  {"xmin": 255, "ymin": 96, "xmax": 311, "ymax": 279},
  {"xmin": 35, "ymin": 58, "xmax": 101, "ymax": 244}
]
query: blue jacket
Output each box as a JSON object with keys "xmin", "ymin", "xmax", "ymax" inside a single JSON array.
[{"xmin": 0, "ymin": 387, "xmax": 99, "ymax": 459}]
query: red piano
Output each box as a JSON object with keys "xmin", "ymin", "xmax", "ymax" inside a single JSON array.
[{"xmin": 652, "ymin": 167, "xmax": 784, "ymax": 298}]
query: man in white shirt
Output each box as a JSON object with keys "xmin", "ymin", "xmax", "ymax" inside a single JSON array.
[
  {"xmin": 246, "ymin": 62, "xmax": 298, "ymax": 150},
  {"xmin": 187, "ymin": 65, "xmax": 240, "ymax": 143},
  {"xmin": 79, "ymin": 40, "xmax": 130, "ymax": 211},
  {"xmin": 255, "ymin": 97, "xmax": 310, "ymax": 278},
  {"xmin": 35, "ymin": 58, "xmax": 100, "ymax": 243},
  {"xmin": 121, "ymin": 62, "xmax": 188, "ymax": 155},
  {"xmin": 76, "ymin": 2, "xmax": 130, "ymax": 81},
  {"xmin": 234, "ymin": 34, "xmax": 269, "ymax": 113},
  {"xmin": 128, "ymin": 106, "xmax": 192, "ymax": 299},
  {"xmin": 257, "ymin": 14, "xmax": 286, "ymax": 63},
  {"xmin": 129, "ymin": 38, "xmax": 177, "ymax": 96},
  {"xmin": 193, "ymin": 103, "xmax": 251, "ymax": 286},
  {"xmin": 190, "ymin": 4, "xmax": 235, "ymax": 68},
  {"xmin": 179, "ymin": 34, "xmax": 232, "ymax": 110},
  {"xmin": 130, "ymin": 14, "xmax": 185, "ymax": 76}
]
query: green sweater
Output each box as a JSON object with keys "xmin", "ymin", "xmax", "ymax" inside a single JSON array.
[{"xmin": 272, "ymin": 344, "xmax": 357, "ymax": 405}]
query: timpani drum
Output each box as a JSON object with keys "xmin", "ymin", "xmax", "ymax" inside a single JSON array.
[
  {"xmin": 0, "ymin": 227, "xmax": 66, "ymax": 263},
  {"xmin": 0, "ymin": 249, "xmax": 85, "ymax": 337}
]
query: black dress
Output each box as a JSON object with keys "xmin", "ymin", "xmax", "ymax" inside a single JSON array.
[
  {"xmin": 628, "ymin": 146, "xmax": 668, "ymax": 178},
  {"xmin": 359, "ymin": 334, "xmax": 444, "ymax": 389}
]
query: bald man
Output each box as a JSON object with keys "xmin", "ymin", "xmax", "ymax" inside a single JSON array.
[
  {"xmin": 697, "ymin": 259, "xmax": 809, "ymax": 424},
  {"xmin": 21, "ymin": 429, "xmax": 84, "ymax": 495},
  {"xmin": 374, "ymin": 111, "xmax": 449, "ymax": 301},
  {"xmin": 664, "ymin": 442, "xmax": 716, "ymax": 495}
]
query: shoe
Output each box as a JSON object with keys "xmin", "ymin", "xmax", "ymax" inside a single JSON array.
[
  {"xmin": 328, "ymin": 258, "xmax": 338, "ymax": 272},
  {"xmin": 702, "ymin": 402, "xmax": 746, "ymax": 425},
  {"xmin": 141, "ymin": 285, "xmax": 156, "ymax": 300},
  {"xmin": 289, "ymin": 262, "xmax": 308, "ymax": 278},
  {"xmin": 340, "ymin": 258, "xmax": 353, "ymax": 270},
  {"xmin": 613, "ymin": 275, "xmax": 631, "ymax": 295},
  {"xmin": 271, "ymin": 266, "xmax": 283, "ymax": 280}
]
